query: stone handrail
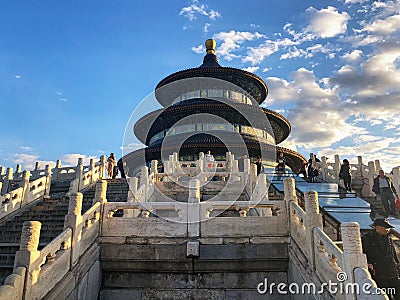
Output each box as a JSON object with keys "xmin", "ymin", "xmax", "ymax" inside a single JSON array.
[
  {"xmin": 0, "ymin": 170, "xmax": 51, "ymax": 221},
  {"xmin": 80, "ymin": 202, "xmax": 101, "ymax": 256},
  {"xmin": 314, "ymin": 227, "xmax": 344, "ymax": 283},
  {"xmin": 30, "ymin": 228, "xmax": 72, "ymax": 273},
  {"xmin": 284, "ymin": 178, "xmax": 382, "ymax": 300},
  {"xmin": 25, "ymin": 176, "xmax": 48, "ymax": 204},
  {"xmin": 10, "ymin": 223, "xmax": 73, "ymax": 300},
  {"xmin": 289, "ymin": 201, "xmax": 307, "ymax": 251},
  {"xmin": 0, "ymin": 187, "xmax": 24, "ymax": 220}
]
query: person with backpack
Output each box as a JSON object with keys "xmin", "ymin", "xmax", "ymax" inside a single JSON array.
[
  {"xmin": 373, "ymin": 170, "xmax": 399, "ymax": 217},
  {"xmin": 339, "ymin": 159, "xmax": 352, "ymax": 192}
]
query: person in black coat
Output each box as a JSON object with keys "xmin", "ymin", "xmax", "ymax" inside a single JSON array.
[
  {"xmin": 117, "ymin": 158, "xmax": 126, "ymax": 179},
  {"xmin": 339, "ymin": 159, "xmax": 352, "ymax": 192},
  {"xmin": 373, "ymin": 170, "xmax": 398, "ymax": 217},
  {"xmin": 362, "ymin": 218, "xmax": 400, "ymax": 299},
  {"xmin": 255, "ymin": 157, "xmax": 262, "ymax": 176}
]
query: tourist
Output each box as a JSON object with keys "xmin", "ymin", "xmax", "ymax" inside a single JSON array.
[
  {"xmin": 339, "ymin": 159, "xmax": 352, "ymax": 192},
  {"xmin": 362, "ymin": 218, "xmax": 400, "ymax": 299},
  {"xmin": 107, "ymin": 153, "xmax": 117, "ymax": 178},
  {"xmin": 255, "ymin": 157, "xmax": 262, "ymax": 176},
  {"xmin": 205, "ymin": 150, "xmax": 214, "ymax": 162},
  {"xmin": 275, "ymin": 153, "xmax": 285, "ymax": 180},
  {"xmin": 372, "ymin": 170, "xmax": 399, "ymax": 217},
  {"xmin": 117, "ymin": 158, "xmax": 126, "ymax": 178},
  {"xmin": 307, "ymin": 159, "xmax": 316, "ymax": 182},
  {"xmin": 298, "ymin": 162, "xmax": 308, "ymax": 180}
]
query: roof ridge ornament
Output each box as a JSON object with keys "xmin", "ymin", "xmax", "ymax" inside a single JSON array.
[
  {"xmin": 205, "ymin": 39, "xmax": 216, "ymax": 55},
  {"xmin": 201, "ymin": 39, "xmax": 220, "ymax": 68}
]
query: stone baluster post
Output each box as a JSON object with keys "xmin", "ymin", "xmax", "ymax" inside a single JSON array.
[
  {"xmin": 232, "ymin": 159, "xmax": 239, "ymax": 182},
  {"xmin": 13, "ymin": 221, "xmax": 42, "ymax": 295},
  {"xmin": 321, "ymin": 156, "xmax": 328, "ymax": 181},
  {"xmin": 64, "ymin": 193, "xmax": 83, "ymax": 267},
  {"xmin": 0, "ymin": 166, "xmax": 5, "ymax": 175},
  {"xmin": 244, "ymin": 158, "xmax": 252, "ymax": 196},
  {"xmin": 392, "ymin": 167, "xmax": 400, "ymax": 196},
  {"xmin": 173, "ymin": 152, "xmax": 180, "ymax": 176},
  {"xmin": 368, "ymin": 161, "xmax": 376, "ymax": 196},
  {"xmin": 53, "ymin": 159, "xmax": 62, "ymax": 181},
  {"xmin": 256, "ymin": 174, "xmax": 268, "ymax": 201},
  {"xmin": 126, "ymin": 177, "xmax": 139, "ymax": 218},
  {"xmin": 198, "ymin": 152, "xmax": 205, "ymax": 173},
  {"xmin": 250, "ymin": 163, "xmax": 257, "ymax": 192},
  {"xmin": 375, "ymin": 159, "xmax": 381, "ymax": 172},
  {"xmin": 168, "ymin": 154, "xmax": 174, "ymax": 175},
  {"xmin": 341, "ymin": 222, "xmax": 368, "ymax": 300},
  {"xmin": 1, "ymin": 167, "xmax": 13, "ymax": 195},
  {"xmin": 44, "ymin": 165, "xmax": 52, "ymax": 197},
  {"xmin": 100, "ymin": 155, "xmax": 106, "ymax": 179},
  {"xmin": 21, "ymin": 170, "xmax": 31, "ymax": 207},
  {"xmin": 244, "ymin": 158, "xmax": 250, "ymax": 175},
  {"xmin": 15, "ymin": 164, "xmax": 22, "ymax": 179},
  {"xmin": 229, "ymin": 154, "xmax": 235, "ymax": 173},
  {"xmin": 284, "ymin": 177, "xmax": 297, "ymax": 232},
  {"xmin": 334, "ymin": 154, "xmax": 341, "ymax": 185},
  {"xmin": 256, "ymin": 174, "xmax": 271, "ymax": 216},
  {"xmin": 93, "ymin": 180, "xmax": 108, "ymax": 223},
  {"xmin": 188, "ymin": 179, "xmax": 200, "ymax": 237},
  {"xmin": 304, "ymin": 191, "xmax": 323, "ymax": 270},
  {"xmin": 140, "ymin": 166, "xmax": 149, "ymax": 202},
  {"xmin": 151, "ymin": 160, "xmax": 158, "ymax": 175},
  {"xmin": 75, "ymin": 158, "xmax": 83, "ymax": 191},
  {"xmin": 225, "ymin": 151, "xmax": 231, "ymax": 172},
  {"xmin": 89, "ymin": 158, "xmax": 95, "ymax": 183},
  {"xmin": 284, "ymin": 177, "xmax": 297, "ymax": 205},
  {"xmin": 357, "ymin": 156, "xmax": 363, "ymax": 179},
  {"xmin": 93, "ymin": 180, "xmax": 107, "ymax": 204},
  {"xmin": 32, "ymin": 162, "xmax": 41, "ymax": 180}
]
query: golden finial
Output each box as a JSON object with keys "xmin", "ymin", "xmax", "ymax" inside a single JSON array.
[{"xmin": 205, "ymin": 39, "xmax": 216, "ymax": 55}]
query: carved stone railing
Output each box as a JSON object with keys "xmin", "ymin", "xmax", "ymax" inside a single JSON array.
[
  {"xmin": 0, "ymin": 168, "xmax": 51, "ymax": 221},
  {"xmin": 0, "ymin": 184, "xmax": 106, "ymax": 300},
  {"xmin": 311, "ymin": 153, "xmax": 399, "ymax": 198},
  {"xmin": 283, "ymin": 178, "xmax": 387, "ymax": 299}
]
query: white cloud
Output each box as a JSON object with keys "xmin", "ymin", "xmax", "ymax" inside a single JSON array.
[
  {"xmin": 15, "ymin": 75, "xmax": 21, "ymax": 79},
  {"xmin": 59, "ymin": 154, "xmax": 98, "ymax": 167},
  {"xmin": 305, "ymin": 6, "xmax": 350, "ymax": 38},
  {"xmin": 242, "ymin": 66, "xmax": 259, "ymax": 73},
  {"xmin": 19, "ymin": 146, "xmax": 33, "ymax": 151},
  {"xmin": 267, "ymin": 68, "xmax": 365, "ymax": 149},
  {"xmin": 342, "ymin": 49, "xmax": 362, "ymax": 61},
  {"xmin": 13, "ymin": 154, "xmax": 55, "ymax": 170},
  {"xmin": 243, "ymin": 38, "xmax": 295, "ymax": 65},
  {"xmin": 213, "ymin": 31, "xmax": 265, "ymax": 61},
  {"xmin": 179, "ymin": 0, "xmax": 221, "ymax": 21},
  {"xmin": 361, "ymin": 14, "xmax": 400, "ymax": 35},
  {"xmin": 280, "ymin": 47, "xmax": 307, "ymax": 60},
  {"xmin": 192, "ymin": 44, "xmax": 204, "ymax": 54},
  {"xmin": 203, "ymin": 23, "xmax": 210, "ymax": 33}
]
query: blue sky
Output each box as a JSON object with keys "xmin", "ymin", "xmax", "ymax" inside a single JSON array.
[{"xmin": 0, "ymin": 0, "xmax": 399, "ymax": 171}]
